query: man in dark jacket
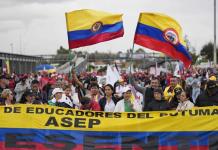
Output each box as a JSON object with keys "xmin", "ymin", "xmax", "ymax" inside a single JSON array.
[
  {"xmin": 195, "ymin": 80, "xmax": 218, "ymax": 107},
  {"xmin": 146, "ymin": 88, "xmax": 169, "ymax": 111},
  {"xmin": 129, "ymin": 74, "xmax": 160, "ymax": 111},
  {"xmin": 30, "ymin": 80, "xmax": 47, "ymax": 103}
]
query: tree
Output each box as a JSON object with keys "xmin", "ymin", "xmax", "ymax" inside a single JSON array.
[
  {"xmin": 189, "ymin": 51, "xmax": 199, "ymax": 65},
  {"xmin": 57, "ymin": 46, "xmax": 69, "ymax": 54},
  {"xmin": 200, "ymin": 42, "xmax": 218, "ymax": 62},
  {"xmin": 135, "ymin": 48, "xmax": 145, "ymax": 54}
]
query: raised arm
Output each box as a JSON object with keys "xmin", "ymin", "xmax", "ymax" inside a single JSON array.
[
  {"xmin": 72, "ymin": 68, "xmax": 84, "ymax": 88},
  {"xmin": 129, "ymin": 73, "xmax": 146, "ymax": 94}
]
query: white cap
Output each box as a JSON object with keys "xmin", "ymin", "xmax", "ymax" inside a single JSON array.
[
  {"xmin": 52, "ymin": 88, "xmax": 63, "ymax": 96},
  {"xmin": 122, "ymin": 86, "xmax": 131, "ymax": 93},
  {"xmin": 175, "ymin": 74, "xmax": 181, "ymax": 78}
]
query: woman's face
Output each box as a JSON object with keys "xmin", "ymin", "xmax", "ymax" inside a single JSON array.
[
  {"xmin": 90, "ymin": 86, "xmax": 99, "ymax": 95},
  {"xmin": 55, "ymin": 92, "xmax": 62, "ymax": 100},
  {"xmin": 123, "ymin": 91, "xmax": 132, "ymax": 100},
  {"xmin": 179, "ymin": 92, "xmax": 187, "ymax": 102},
  {"xmin": 104, "ymin": 86, "xmax": 113, "ymax": 97}
]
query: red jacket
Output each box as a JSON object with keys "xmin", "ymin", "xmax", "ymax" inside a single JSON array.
[{"xmin": 80, "ymin": 100, "xmax": 101, "ymax": 111}]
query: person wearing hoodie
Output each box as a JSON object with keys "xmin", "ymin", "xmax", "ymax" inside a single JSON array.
[
  {"xmin": 146, "ymin": 88, "xmax": 170, "ymax": 111},
  {"xmin": 195, "ymin": 80, "xmax": 218, "ymax": 107},
  {"xmin": 168, "ymin": 87, "xmax": 183, "ymax": 110}
]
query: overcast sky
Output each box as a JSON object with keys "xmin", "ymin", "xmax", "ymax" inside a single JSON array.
[{"xmin": 0, "ymin": 0, "xmax": 217, "ymax": 55}]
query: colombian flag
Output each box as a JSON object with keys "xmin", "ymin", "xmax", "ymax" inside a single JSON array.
[
  {"xmin": 134, "ymin": 13, "xmax": 192, "ymax": 68},
  {"xmin": 66, "ymin": 9, "xmax": 124, "ymax": 49}
]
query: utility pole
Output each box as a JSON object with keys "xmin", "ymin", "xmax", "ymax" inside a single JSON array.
[
  {"xmin": 214, "ymin": 0, "xmax": 217, "ymax": 65},
  {"xmin": 10, "ymin": 43, "xmax": 14, "ymax": 73},
  {"xmin": 10, "ymin": 43, "xmax": 13, "ymax": 54}
]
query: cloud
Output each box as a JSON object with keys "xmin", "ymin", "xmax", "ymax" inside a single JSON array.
[
  {"xmin": 0, "ymin": 0, "xmax": 73, "ymax": 7},
  {"xmin": 0, "ymin": 0, "xmax": 216, "ymax": 55},
  {"xmin": 0, "ymin": 20, "xmax": 23, "ymax": 33}
]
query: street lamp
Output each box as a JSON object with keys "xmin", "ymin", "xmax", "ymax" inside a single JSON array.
[
  {"xmin": 10, "ymin": 43, "xmax": 13, "ymax": 54},
  {"xmin": 214, "ymin": 0, "xmax": 217, "ymax": 65}
]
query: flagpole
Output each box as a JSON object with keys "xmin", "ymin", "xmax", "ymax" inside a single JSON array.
[
  {"xmin": 65, "ymin": 12, "xmax": 73, "ymax": 78},
  {"xmin": 214, "ymin": 0, "xmax": 217, "ymax": 65},
  {"xmin": 130, "ymin": 43, "xmax": 135, "ymax": 73}
]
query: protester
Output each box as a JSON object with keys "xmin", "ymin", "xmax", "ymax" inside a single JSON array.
[
  {"xmin": 185, "ymin": 72, "xmax": 194, "ymax": 98},
  {"xmin": 48, "ymin": 88, "xmax": 73, "ymax": 108},
  {"xmin": 176, "ymin": 91, "xmax": 194, "ymax": 111},
  {"xmin": 168, "ymin": 87, "xmax": 183, "ymax": 109},
  {"xmin": 80, "ymin": 96, "xmax": 101, "ymax": 111},
  {"xmin": 114, "ymin": 86, "xmax": 142, "ymax": 112},
  {"xmin": 30, "ymin": 80, "xmax": 47, "ymax": 104},
  {"xmin": 195, "ymin": 80, "xmax": 218, "ymax": 107},
  {"xmin": 88, "ymin": 76, "xmax": 98, "ymax": 89},
  {"xmin": 114, "ymin": 78, "xmax": 126, "ymax": 100},
  {"xmin": 129, "ymin": 74, "xmax": 160, "ymax": 111},
  {"xmin": 45, "ymin": 79, "xmax": 56, "ymax": 100},
  {"xmin": 20, "ymin": 90, "xmax": 42, "ymax": 104},
  {"xmin": 14, "ymin": 75, "xmax": 30, "ymax": 103},
  {"xmin": 0, "ymin": 75, "xmax": 9, "ymax": 95},
  {"xmin": 99, "ymin": 84, "xmax": 118, "ymax": 112},
  {"xmin": 163, "ymin": 77, "xmax": 182, "ymax": 101},
  {"xmin": 87, "ymin": 83, "xmax": 103, "ymax": 102},
  {"xmin": 0, "ymin": 89, "xmax": 14, "ymax": 105},
  {"xmin": 190, "ymin": 74, "xmax": 201, "ymax": 103},
  {"xmin": 146, "ymin": 88, "xmax": 169, "ymax": 111},
  {"xmin": 63, "ymin": 85, "xmax": 80, "ymax": 109}
]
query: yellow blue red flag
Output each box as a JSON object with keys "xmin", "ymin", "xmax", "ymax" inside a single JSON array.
[
  {"xmin": 65, "ymin": 9, "xmax": 124, "ymax": 49},
  {"xmin": 134, "ymin": 13, "xmax": 192, "ymax": 68}
]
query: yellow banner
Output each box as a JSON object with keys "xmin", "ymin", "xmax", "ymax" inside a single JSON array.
[{"xmin": 0, "ymin": 105, "xmax": 217, "ymax": 132}]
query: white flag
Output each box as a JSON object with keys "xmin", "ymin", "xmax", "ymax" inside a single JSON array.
[
  {"xmin": 106, "ymin": 65, "xmax": 120, "ymax": 85},
  {"xmin": 174, "ymin": 61, "xmax": 180, "ymax": 76},
  {"xmin": 113, "ymin": 66, "xmax": 120, "ymax": 80}
]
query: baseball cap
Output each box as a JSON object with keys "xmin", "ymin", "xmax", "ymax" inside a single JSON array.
[
  {"xmin": 52, "ymin": 88, "xmax": 63, "ymax": 96},
  {"xmin": 209, "ymin": 76, "xmax": 216, "ymax": 81},
  {"xmin": 207, "ymin": 80, "xmax": 217, "ymax": 89},
  {"xmin": 122, "ymin": 86, "xmax": 131, "ymax": 93}
]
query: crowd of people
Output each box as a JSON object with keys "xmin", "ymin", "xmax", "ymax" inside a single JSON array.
[{"xmin": 0, "ymin": 66, "xmax": 218, "ymax": 112}]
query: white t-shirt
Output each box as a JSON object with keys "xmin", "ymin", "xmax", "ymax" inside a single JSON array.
[
  {"xmin": 176, "ymin": 100, "xmax": 194, "ymax": 111},
  {"xmin": 104, "ymin": 99, "xmax": 116, "ymax": 112}
]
